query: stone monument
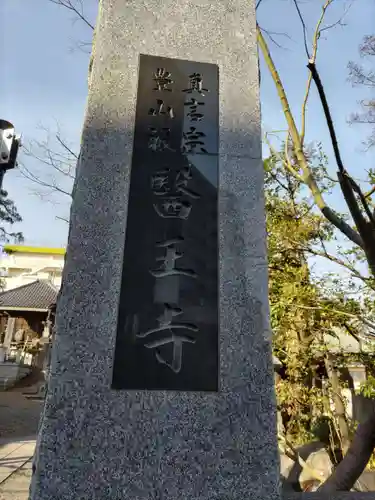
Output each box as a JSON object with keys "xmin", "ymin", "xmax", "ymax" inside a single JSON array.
[{"xmin": 30, "ymin": 1, "xmax": 281, "ymax": 499}]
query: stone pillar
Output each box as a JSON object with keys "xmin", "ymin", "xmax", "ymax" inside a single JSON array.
[
  {"xmin": 30, "ymin": 1, "xmax": 280, "ymax": 499},
  {"xmin": 3, "ymin": 316, "xmax": 15, "ymax": 350}
]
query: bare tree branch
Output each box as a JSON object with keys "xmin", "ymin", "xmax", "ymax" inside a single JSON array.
[
  {"xmin": 19, "ymin": 162, "xmax": 72, "ymax": 198},
  {"xmin": 292, "ymin": 303, "xmax": 375, "ymax": 335},
  {"xmin": 360, "ymin": 35, "xmax": 375, "ymax": 57},
  {"xmin": 292, "ymin": 0, "xmax": 311, "ymax": 59},
  {"xmin": 257, "ymin": 24, "xmax": 363, "ymax": 249},
  {"xmin": 300, "ymin": 71, "xmax": 312, "ymax": 147},
  {"xmin": 307, "ymin": 63, "xmax": 345, "ymax": 174},
  {"xmin": 301, "ymin": 0, "xmax": 334, "ymax": 145},
  {"xmin": 259, "ymin": 27, "xmax": 292, "ymax": 50},
  {"xmin": 348, "ymin": 62, "xmax": 375, "ymax": 87},
  {"xmin": 265, "ymin": 133, "xmax": 304, "ymax": 181},
  {"xmin": 22, "ymin": 140, "xmax": 76, "ymax": 180},
  {"xmin": 320, "ymin": 1, "xmax": 353, "ymax": 33},
  {"xmin": 56, "ymin": 134, "xmax": 79, "ymax": 160},
  {"xmin": 259, "ymin": 1, "xmax": 375, "ymax": 490},
  {"xmin": 69, "ymin": 39, "xmax": 93, "ymax": 54},
  {"xmin": 303, "ymin": 246, "xmax": 374, "ymax": 288},
  {"xmin": 56, "ymin": 215, "xmax": 70, "ymax": 223},
  {"xmin": 348, "ymin": 35, "xmax": 375, "ymax": 150},
  {"xmin": 19, "ymin": 125, "xmax": 76, "ymax": 224},
  {"xmin": 48, "ymin": 0, "xmax": 95, "ymax": 30},
  {"xmin": 364, "ymin": 185, "xmax": 375, "ymax": 199}
]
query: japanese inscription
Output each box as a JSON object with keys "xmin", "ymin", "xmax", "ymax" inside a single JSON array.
[
  {"xmin": 150, "ymin": 238, "xmax": 197, "ymax": 279},
  {"xmin": 136, "ymin": 304, "xmax": 198, "ymax": 374},
  {"xmin": 112, "ymin": 54, "xmax": 219, "ymax": 391},
  {"xmin": 153, "ymin": 68, "xmax": 173, "ymax": 91}
]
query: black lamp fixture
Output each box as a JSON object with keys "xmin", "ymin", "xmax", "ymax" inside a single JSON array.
[{"xmin": 0, "ymin": 119, "xmax": 21, "ymax": 188}]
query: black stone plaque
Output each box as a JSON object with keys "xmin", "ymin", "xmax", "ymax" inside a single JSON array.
[{"xmin": 112, "ymin": 54, "xmax": 219, "ymax": 391}]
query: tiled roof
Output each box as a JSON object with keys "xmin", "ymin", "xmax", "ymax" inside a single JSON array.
[{"xmin": 0, "ymin": 280, "xmax": 58, "ymax": 311}]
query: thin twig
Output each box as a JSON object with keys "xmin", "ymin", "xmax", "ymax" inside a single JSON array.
[
  {"xmin": 268, "ymin": 169, "xmax": 289, "ymax": 192},
  {"xmin": 300, "ymin": 72, "xmax": 312, "ymax": 146},
  {"xmin": 56, "ymin": 215, "xmax": 69, "ymax": 223},
  {"xmin": 343, "ymin": 323, "xmax": 362, "ymax": 345},
  {"xmin": 264, "ymin": 133, "xmax": 304, "ymax": 181},
  {"xmin": 292, "ymin": 303, "xmax": 375, "ymax": 333},
  {"xmin": 56, "ymin": 135, "xmax": 79, "ymax": 160},
  {"xmin": 304, "ymin": 246, "xmax": 373, "ymax": 287},
  {"xmin": 365, "ymin": 185, "xmax": 375, "ymax": 198},
  {"xmin": 257, "ymin": 25, "xmax": 363, "ymax": 248},
  {"xmin": 259, "ymin": 28, "xmax": 290, "ymax": 50},
  {"xmin": 319, "ymin": 1, "xmax": 353, "ymax": 33},
  {"xmin": 284, "ymin": 132, "xmax": 298, "ymax": 177},
  {"xmin": 292, "ymin": 0, "xmax": 310, "ymax": 59},
  {"xmin": 18, "ymin": 163, "xmax": 72, "ymax": 198},
  {"xmin": 48, "ymin": 0, "xmax": 95, "ymax": 30},
  {"xmin": 301, "ymin": 0, "xmax": 333, "ymax": 145},
  {"xmin": 22, "ymin": 147, "xmax": 75, "ymax": 179}
]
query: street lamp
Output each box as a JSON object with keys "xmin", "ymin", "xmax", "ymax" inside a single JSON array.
[{"xmin": 0, "ymin": 119, "xmax": 21, "ymax": 189}]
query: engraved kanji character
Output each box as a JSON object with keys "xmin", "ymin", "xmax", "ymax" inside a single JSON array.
[
  {"xmin": 137, "ymin": 304, "xmax": 198, "ymax": 338},
  {"xmin": 153, "ymin": 68, "xmax": 173, "ymax": 92},
  {"xmin": 185, "ymin": 98, "xmax": 205, "ymax": 122},
  {"xmin": 175, "ymin": 165, "xmax": 200, "ymax": 199},
  {"xmin": 136, "ymin": 304, "xmax": 198, "ymax": 373},
  {"xmin": 182, "ymin": 73, "xmax": 208, "ymax": 96},
  {"xmin": 151, "ymin": 169, "xmax": 170, "ymax": 195},
  {"xmin": 150, "ymin": 238, "xmax": 197, "ymax": 279},
  {"xmin": 148, "ymin": 127, "xmax": 173, "ymax": 152},
  {"xmin": 182, "ymin": 127, "xmax": 207, "ymax": 154},
  {"xmin": 149, "ymin": 99, "xmax": 175, "ymax": 118},
  {"xmin": 153, "ymin": 198, "xmax": 192, "ymax": 219},
  {"xmin": 146, "ymin": 334, "xmax": 195, "ymax": 373}
]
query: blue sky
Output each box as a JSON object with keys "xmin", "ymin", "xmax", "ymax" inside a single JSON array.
[
  {"xmin": 258, "ymin": 0, "xmax": 374, "ymax": 189},
  {"xmin": 1, "ymin": 0, "xmax": 98, "ymax": 246},
  {"xmin": 0, "ymin": 0, "xmax": 374, "ymax": 249}
]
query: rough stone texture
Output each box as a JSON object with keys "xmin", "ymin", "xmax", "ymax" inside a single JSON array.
[{"xmin": 30, "ymin": 1, "xmax": 280, "ymax": 499}]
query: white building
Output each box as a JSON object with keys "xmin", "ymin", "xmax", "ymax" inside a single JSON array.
[{"xmin": 0, "ymin": 245, "xmax": 65, "ymax": 291}]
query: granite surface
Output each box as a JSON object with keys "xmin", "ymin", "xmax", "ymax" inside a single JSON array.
[{"xmin": 29, "ymin": 1, "xmax": 280, "ymax": 499}]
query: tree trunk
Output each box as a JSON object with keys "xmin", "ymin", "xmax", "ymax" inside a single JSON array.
[
  {"xmin": 318, "ymin": 406, "xmax": 375, "ymax": 491},
  {"xmin": 324, "ymin": 354, "xmax": 351, "ymax": 455}
]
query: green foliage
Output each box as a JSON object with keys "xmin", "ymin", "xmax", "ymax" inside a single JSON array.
[
  {"xmin": 0, "ymin": 187, "xmax": 23, "ymax": 290},
  {"xmin": 265, "ymin": 144, "xmax": 375, "ymax": 459},
  {"xmin": 267, "ymin": 147, "xmax": 326, "ymax": 444},
  {"xmin": 359, "ymin": 375, "xmax": 375, "ymax": 399},
  {"xmin": 0, "ymin": 188, "xmax": 23, "ymax": 243}
]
